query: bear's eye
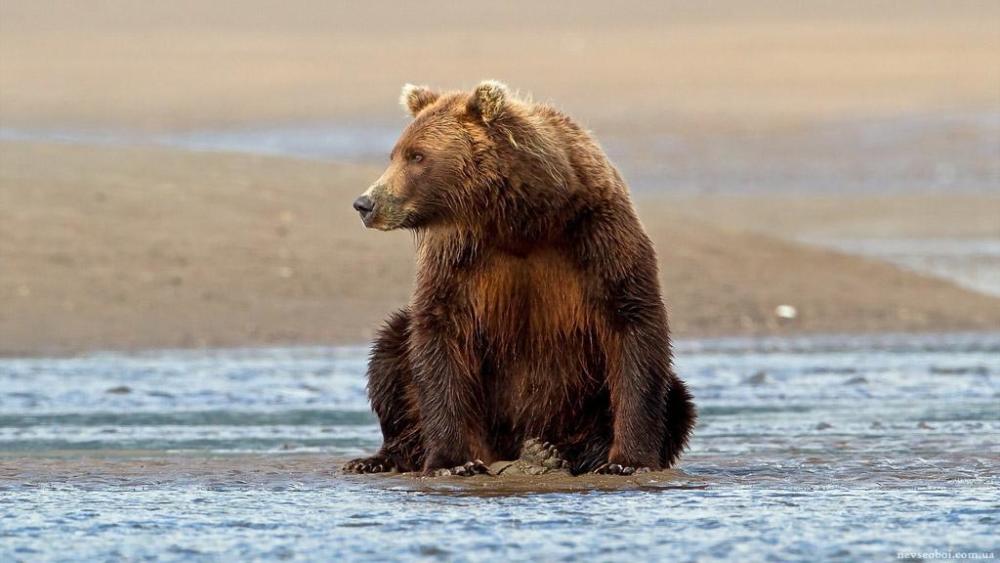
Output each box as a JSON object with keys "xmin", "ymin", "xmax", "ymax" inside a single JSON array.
[{"xmin": 409, "ymin": 153, "xmax": 424, "ymax": 163}]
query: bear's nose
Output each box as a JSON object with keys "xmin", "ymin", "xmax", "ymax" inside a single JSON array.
[{"xmin": 353, "ymin": 195, "xmax": 374, "ymax": 215}]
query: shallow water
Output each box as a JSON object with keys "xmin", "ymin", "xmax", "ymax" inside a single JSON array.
[
  {"xmin": 805, "ymin": 237, "xmax": 1000, "ymax": 298},
  {"xmin": 1, "ymin": 334, "xmax": 998, "ymax": 561},
  {"xmin": 3, "ymin": 111, "xmax": 998, "ymax": 195}
]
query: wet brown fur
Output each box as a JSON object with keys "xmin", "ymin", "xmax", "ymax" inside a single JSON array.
[{"xmin": 349, "ymin": 81, "xmax": 695, "ymax": 475}]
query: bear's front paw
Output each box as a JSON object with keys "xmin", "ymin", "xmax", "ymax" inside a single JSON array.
[
  {"xmin": 593, "ymin": 462, "xmax": 652, "ymax": 476},
  {"xmin": 431, "ymin": 459, "xmax": 490, "ymax": 477},
  {"xmin": 343, "ymin": 455, "xmax": 394, "ymax": 474}
]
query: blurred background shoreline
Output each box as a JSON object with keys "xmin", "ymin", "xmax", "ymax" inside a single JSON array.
[
  {"xmin": 2, "ymin": 0, "xmax": 999, "ymax": 356},
  {"xmin": 2, "ymin": 3, "xmax": 1000, "ymax": 559}
]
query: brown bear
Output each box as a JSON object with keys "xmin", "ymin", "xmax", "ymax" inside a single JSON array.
[{"xmin": 344, "ymin": 80, "xmax": 695, "ymax": 476}]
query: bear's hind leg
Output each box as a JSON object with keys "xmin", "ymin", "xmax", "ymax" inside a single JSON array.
[{"xmin": 343, "ymin": 309, "xmax": 425, "ymax": 474}]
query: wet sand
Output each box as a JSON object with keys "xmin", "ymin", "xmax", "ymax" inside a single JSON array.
[{"xmin": 0, "ymin": 453, "xmax": 702, "ymax": 495}]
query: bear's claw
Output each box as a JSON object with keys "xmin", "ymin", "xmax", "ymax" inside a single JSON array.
[
  {"xmin": 432, "ymin": 459, "xmax": 490, "ymax": 477},
  {"xmin": 343, "ymin": 456, "xmax": 394, "ymax": 474},
  {"xmin": 593, "ymin": 463, "xmax": 651, "ymax": 476}
]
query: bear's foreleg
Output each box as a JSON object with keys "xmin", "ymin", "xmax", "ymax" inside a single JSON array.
[
  {"xmin": 605, "ymin": 293, "xmax": 695, "ymax": 471},
  {"xmin": 603, "ymin": 314, "xmax": 673, "ymax": 472},
  {"xmin": 343, "ymin": 309, "xmax": 425, "ymax": 474},
  {"xmin": 573, "ymin": 207, "xmax": 681, "ymax": 472},
  {"xmin": 409, "ymin": 306, "xmax": 492, "ymax": 475}
]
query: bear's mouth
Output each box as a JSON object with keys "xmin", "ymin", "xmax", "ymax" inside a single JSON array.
[
  {"xmin": 359, "ymin": 194, "xmax": 415, "ymax": 231},
  {"xmin": 352, "ymin": 194, "xmax": 376, "ymax": 228},
  {"xmin": 359, "ymin": 208, "xmax": 375, "ymax": 228},
  {"xmin": 360, "ymin": 207, "xmax": 396, "ymax": 231}
]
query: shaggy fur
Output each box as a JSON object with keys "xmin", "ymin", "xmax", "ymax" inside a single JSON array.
[{"xmin": 345, "ymin": 81, "xmax": 695, "ymax": 475}]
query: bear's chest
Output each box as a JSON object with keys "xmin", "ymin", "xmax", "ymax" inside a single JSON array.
[{"xmin": 468, "ymin": 248, "xmax": 591, "ymax": 348}]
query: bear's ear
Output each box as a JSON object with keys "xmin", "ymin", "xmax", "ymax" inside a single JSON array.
[
  {"xmin": 400, "ymin": 84, "xmax": 440, "ymax": 117},
  {"xmin": 467, "ymin": 80, "xmax": 509, "ymax": 124}
]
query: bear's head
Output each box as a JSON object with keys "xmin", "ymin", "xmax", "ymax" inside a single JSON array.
[{"xmin": 353, "ymin": 80, "xmax": 573, "ymax": 234}]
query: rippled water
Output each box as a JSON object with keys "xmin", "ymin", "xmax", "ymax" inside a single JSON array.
[{"xmin": 2, "ymin": 334, "xmax": 998, "ymax": 561}]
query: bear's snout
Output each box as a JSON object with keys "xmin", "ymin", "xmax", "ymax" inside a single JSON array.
[{"xmin": 353, "ymin": 195, "xmax": 374, "ymax": 224}]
